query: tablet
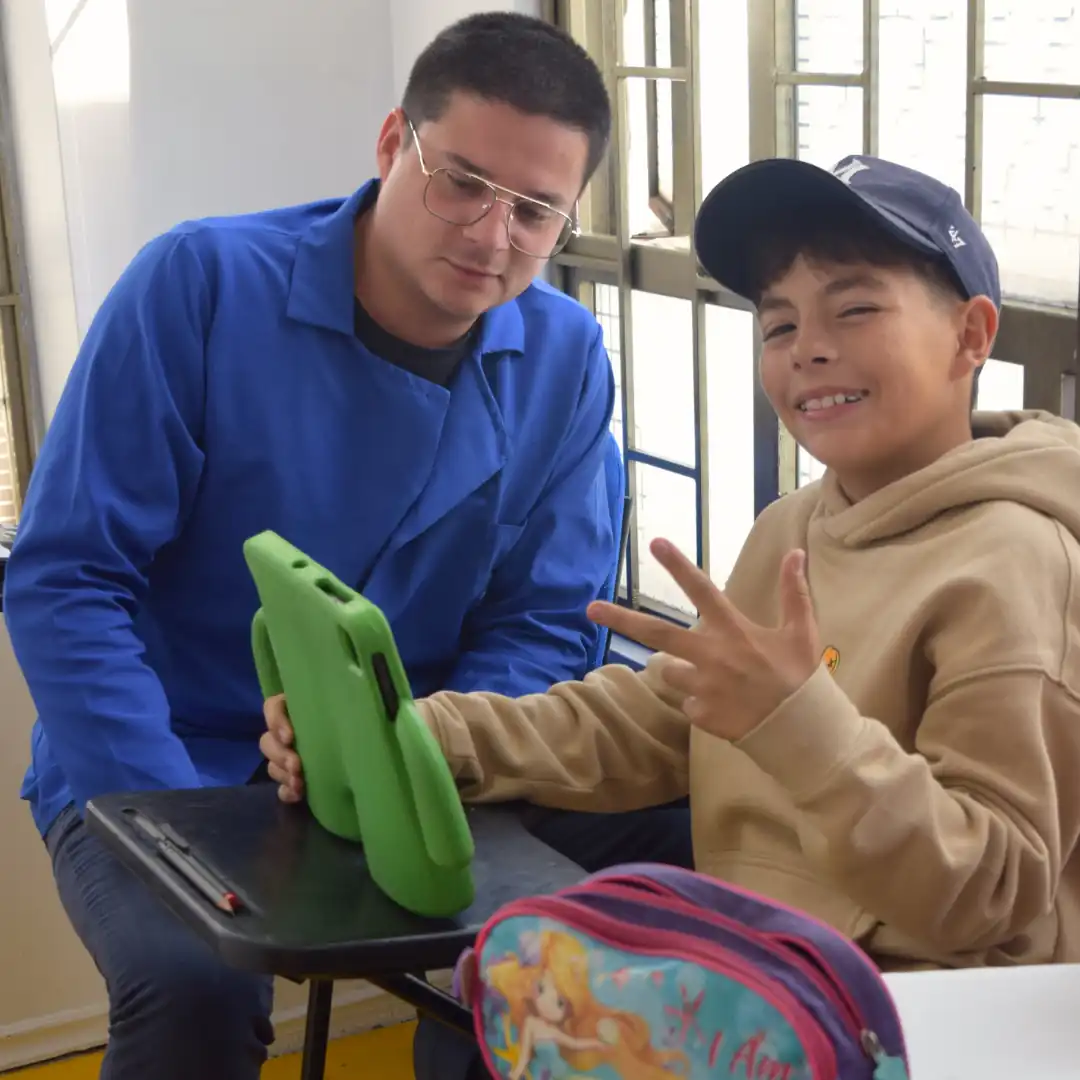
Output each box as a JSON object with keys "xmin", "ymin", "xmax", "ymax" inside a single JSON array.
[{"xmin": 243, "ymin": 530, "xmax": 475, "ymax": 918}]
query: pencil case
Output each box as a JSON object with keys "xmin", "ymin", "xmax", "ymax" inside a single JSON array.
[{"xmin": 455, "ymin": 862, "xmax": 909, "ymax": 1080}]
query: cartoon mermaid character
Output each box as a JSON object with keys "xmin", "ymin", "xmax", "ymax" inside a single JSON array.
[{"xmin": 484, "ymin": 930, "xmax": 688, "ymax": 1080}]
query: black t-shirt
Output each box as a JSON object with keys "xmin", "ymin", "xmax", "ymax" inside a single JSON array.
[{"xmin": 353, "ymin": 297, "xmax": 473, "ymax": 388}]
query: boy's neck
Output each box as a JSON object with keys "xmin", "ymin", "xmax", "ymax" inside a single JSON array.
[{"xmin": 835, "ymin": 419, "xmax": 975, "ymax": 503}]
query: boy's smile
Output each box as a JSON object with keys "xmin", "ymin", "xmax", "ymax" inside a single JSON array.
[
  {"xmin": 758, "ymin": 255, "xmax": 993, "ymax": 500},
  {"xmin": 793, "ymin": 387, "xmax": 870, "ymax": 419}
]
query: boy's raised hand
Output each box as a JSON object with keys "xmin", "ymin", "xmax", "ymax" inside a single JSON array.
[
  {"xmin": 260, "ymin": 694, "xmax": 305, "ymax": 803},
  {"xmin": 588, "ymin": 539, "xmax": 821, "ymax": 741}
]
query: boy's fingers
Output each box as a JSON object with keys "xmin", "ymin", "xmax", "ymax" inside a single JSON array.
[
  {"xmin": 277, "ymin": 782, "xmax": 302, "ymax": 804},
  {"xmin": 778, "ymin": 548, "xmax": 814, "ymax": 634},
  {"xmin": 259, "ymin": 730, "xmax": 287, "ymax": 765},
  {"xmin": 455, "ymin": 949, "xmax": 479, "ymax": 1006},
  {"xmin": 269, "ymin": 762, "xmax": 304, "ymax": 803},
  {"xmin": 263, "ymin": 694, "xmax": 292, "ymax": 741},
  {"xmin": 268, "ymin": 751, "xmax": 302, "ymax": 778}
]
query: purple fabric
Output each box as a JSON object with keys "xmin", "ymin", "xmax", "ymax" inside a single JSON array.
[
  {"xmin": 584, "ymin": 864, "xmax": 907, "ymax": 1065},
  {"xmin": 567, "ymin": 888, "xmax": 869, "ymax": 1078}
]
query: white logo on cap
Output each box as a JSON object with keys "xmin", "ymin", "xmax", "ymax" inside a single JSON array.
[
  {"xmin": 948, "ymin": 225, "xmax": 966, "ymax": 249},
  {"xmin": 832, "ymin": 159, "xmax": 869, "ymax": 185}
]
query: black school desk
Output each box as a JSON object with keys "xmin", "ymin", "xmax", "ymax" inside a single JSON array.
[{"xmin": 85, "ymin": 783, "xmax": 585, "ymax": 1080}]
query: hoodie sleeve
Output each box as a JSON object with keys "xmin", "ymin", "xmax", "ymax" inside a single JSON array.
[
  {"xmin": 735, "ymin": 520, "xmax": 1080, "ymax": 956},
  {"xmin": 420, "ymin": 655, "xmax": 691, "ymax": 812}
]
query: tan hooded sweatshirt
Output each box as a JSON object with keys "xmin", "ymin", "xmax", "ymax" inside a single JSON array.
[{"xmin": 420, "ymin": 411, "xmax": 1080, "ymax": 970}]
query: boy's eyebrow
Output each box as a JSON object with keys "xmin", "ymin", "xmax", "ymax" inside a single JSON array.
[
  {"xmin": 759, "ymin": 272, "xmax": 890, "ymax": 314},
  {"xmin": 444, "ymin": 151, "xmax": 566, "ymax": 209}
]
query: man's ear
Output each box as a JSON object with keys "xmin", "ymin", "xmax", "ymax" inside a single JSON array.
[{"xmin": 375, "ymin": 108, "xmax": 408, "ymax": 182}]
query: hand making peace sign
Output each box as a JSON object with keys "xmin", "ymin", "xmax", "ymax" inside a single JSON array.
[{"xmin": 588, "ymin": 539, "xmax": 823, "ymax": 742}]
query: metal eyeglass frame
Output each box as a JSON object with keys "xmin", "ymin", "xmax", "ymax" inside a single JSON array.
[{"xmin": 404, "ymin": 115, "xmax": 580, "ymax": 259}]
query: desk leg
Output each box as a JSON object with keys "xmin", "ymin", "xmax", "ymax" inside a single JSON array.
[
  {"xmin": 300, "ymin": 979, "xmax": 334, "ymax": 1080},
  {"xmin": 369, "ymin": 973, "xmax": 473, "ymax": 1035}
]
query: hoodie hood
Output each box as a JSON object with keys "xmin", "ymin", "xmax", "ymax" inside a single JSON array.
[{"xmin": 817, "ymin": 410, "xmax": 1080, "ymax": 548}]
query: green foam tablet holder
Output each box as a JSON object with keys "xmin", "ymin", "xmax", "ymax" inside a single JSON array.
[{"xmin": 243, "ymin": 530, "xmax": 475, "ymax": 918}]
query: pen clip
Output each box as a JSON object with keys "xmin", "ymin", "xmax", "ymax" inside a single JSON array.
[
  {"xmin": 158, "ymin": 823, "xmax": 190, "ymax": 851},
  {"xmin": 123, "ymin": 808, "xmax": 165, "ymax": 843},
  {"xmin": 123, "ymin": 809, "xmax": 191, "ymax": 852}
]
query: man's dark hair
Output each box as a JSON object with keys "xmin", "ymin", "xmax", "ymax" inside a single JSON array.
[
  {"xmin": 746, "ymin": 206, "xmax": 982, "ymax": 406},
  {"xmin": 402, "ymin": 13, "xmax": 612, "ymax": 185}
]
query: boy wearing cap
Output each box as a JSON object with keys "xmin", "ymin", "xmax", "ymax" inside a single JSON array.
[{"xmin": 264, "ymin": 156, "xmax": 1080, "ymax": 970}]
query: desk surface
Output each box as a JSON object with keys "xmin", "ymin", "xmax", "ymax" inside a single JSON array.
[
  {"xmin": 885, "ymin": 964, "xmax": 1080, "ymax": 1079},
  {"xmin": 86, "ymin": 784, "xmax": 585, "ymax": 980}
]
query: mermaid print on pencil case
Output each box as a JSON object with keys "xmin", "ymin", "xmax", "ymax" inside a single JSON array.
[{"xmin": 482, "ymin": 928, "xmax": 690, "ymax": 1080}]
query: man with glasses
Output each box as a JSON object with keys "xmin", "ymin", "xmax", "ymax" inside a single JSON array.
[{"xmin": 5, "ymin": 13, "xmax": 691, "ymax": 1080}]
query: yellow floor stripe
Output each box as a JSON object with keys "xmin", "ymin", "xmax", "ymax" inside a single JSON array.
[
  {"xmin": 5, "ymin": 1022, "xmax": 417, "ymax": 1079},
  {"xmin": 4, "ymin": 1053, "xmax": 103, "ymax": 1080}
]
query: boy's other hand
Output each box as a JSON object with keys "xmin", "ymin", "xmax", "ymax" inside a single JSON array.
[
  {"xmin": 588, "ymin": 539, "xmax": 821, "ymax": 741},
  {"xmin": 454, "ymin": 948, "xmax": 479, "ymax": 1007},
  {"xmin": 260, "ymin": 694, "xmax": 305, "ymax": 803}
]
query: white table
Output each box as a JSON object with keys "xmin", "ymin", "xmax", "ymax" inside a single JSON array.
[{"xmin": 884, "ymin": 965, "xmax": 1080, "ymax": 1078}]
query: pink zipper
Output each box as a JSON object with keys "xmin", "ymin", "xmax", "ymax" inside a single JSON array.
[
  {"xmin": 580, "ymin": 875, "xmax": 872, "ymax": 1036},
  {"xmin": 572, "ymin": 878, "xmax": 864, "ymax": 1046},
  {"xmin": 474, "ymin": 895, "xmax": 836, "ymax": 1080},
  {"xmin": 591, "ymin": 869, "xmax": 902, "ymax": 1049}
]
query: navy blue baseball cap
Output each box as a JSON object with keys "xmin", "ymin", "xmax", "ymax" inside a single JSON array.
[{"xmin": 694, "ymin": 155, "xmax": 1001, "ymax": 308}]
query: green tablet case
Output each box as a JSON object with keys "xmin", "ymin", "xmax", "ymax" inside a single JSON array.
[{"xmin": 243, "ymin": 530, "xmax": 475, "ymax": 918}]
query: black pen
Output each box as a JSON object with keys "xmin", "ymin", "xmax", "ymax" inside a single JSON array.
[
  {"xmin": 156, "ymin": 840, "xmax": 239, "ymax": 913},
  {"xmin": 127, "ymin": 811, "xmax": 240, "ymax": 914}
]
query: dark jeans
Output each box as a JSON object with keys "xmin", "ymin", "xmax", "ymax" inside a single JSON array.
[
  {"xmin": 519, "ymin": 800, "xmax": 694, "ymax": 873},
  {"xmin": 46, "ymin": 804, "xmax": 275, "ymax": 1080},
  {"xmin": 413, "ymin": 801, "xmax": 694, "ymax": 1080}
]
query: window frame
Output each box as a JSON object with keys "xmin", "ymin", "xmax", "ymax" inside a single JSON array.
[
  {"xmin": 549, "ymin": 0, "xmax": 1080, "ymax": 616},
  {"xmin": 0, "ymin": 23, "xmax": 39, "ymax": 522}
]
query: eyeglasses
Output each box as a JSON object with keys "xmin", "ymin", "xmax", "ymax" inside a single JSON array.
[{"xmin": 405, "ymin": 118, "xmax": 578, "ymax": 260}]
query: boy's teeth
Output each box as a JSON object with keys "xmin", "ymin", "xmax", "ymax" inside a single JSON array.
[{"xmin": 800, "ymin": 393, "xmax": 864, "ymax": 411}]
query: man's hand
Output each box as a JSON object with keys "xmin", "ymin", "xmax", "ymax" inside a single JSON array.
[
  {"xmin": 588, "ymin": 539, "xmax": 821, "ymax": 742},
  {"xmin": 260, "ymin": 694, "xmax": 305, "ymax": 803}
]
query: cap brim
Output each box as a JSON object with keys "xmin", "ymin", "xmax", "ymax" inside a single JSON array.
[{"xmin": 694, "ymin": 158, "xmax": 939, "ymax": 301}]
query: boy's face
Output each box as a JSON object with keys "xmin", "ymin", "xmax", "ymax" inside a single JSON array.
[{"xmin": 757, "ymin": 255, "xmax": 995, "ymax": 499}]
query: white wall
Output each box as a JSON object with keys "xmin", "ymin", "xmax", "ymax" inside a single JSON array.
[
  {"xmin": 6, "ymin": 0, "xmax": 543, "ymax": 423},
  {"xmin": 0, "ymin": 0, "xmax": 538, "ymax": 1069},
  {"xmin": 13, "ymin": 0, "xmax": 396, "ymax": 420}
]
